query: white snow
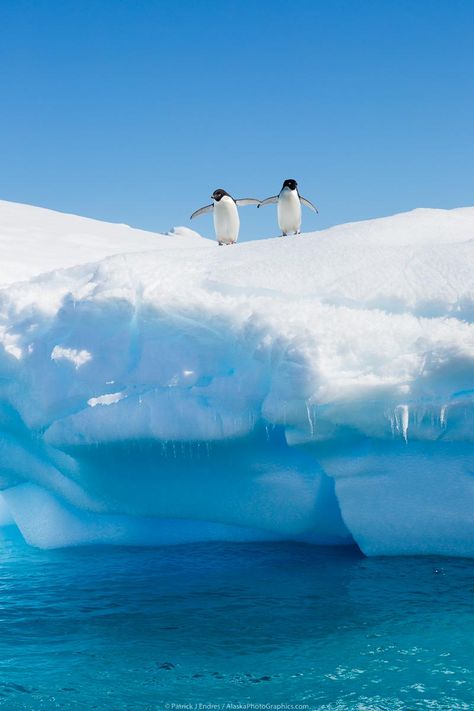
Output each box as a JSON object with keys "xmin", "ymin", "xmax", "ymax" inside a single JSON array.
[
  {"xmin": 51, "ymin": 346, "xmax": 92, "ymax": 369},
  {"xmin": 0, "ymin": 199, "xmax": 472, "ymax": 554},
  {"xmin": 0, "ymin": 199, "xmax": 211, "ymax": 284},
  {"xmin": 87, "ymin": 392, "xmax": 126, "ymax": 407}
]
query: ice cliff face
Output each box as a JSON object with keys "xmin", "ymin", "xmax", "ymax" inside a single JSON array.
[{"xmin": 0, "ymin": 199, "xmax": 472, "ymax": 555}]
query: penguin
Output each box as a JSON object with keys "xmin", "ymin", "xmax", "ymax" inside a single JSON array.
[
  {"xmin": 190, "ymin": 189, "xmax": 261, "ymax": 245},
  {"xmin": 258, "ymin": 179, "xmax": 318, "ymax": 236}
]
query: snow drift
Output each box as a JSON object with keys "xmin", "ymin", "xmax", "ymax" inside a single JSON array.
[{"xmin": 0, "ymin": 199, "xmax": 472, "ymax": 555}]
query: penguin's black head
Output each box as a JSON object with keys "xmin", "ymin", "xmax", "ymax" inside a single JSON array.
[
  {"xmin": 211, "ymin": 188, "xmax": 229, "ymax": 202},
  {"xmin": 282, "ymin": 179, "xmax": 298, "ymax": 191}
]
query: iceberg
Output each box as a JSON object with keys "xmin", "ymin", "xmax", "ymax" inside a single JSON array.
[{"xmin": 0, "ymin": 199, "xmax": 472, "ymax": 555}]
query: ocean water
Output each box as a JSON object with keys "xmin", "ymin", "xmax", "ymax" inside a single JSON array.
[{"xmin": 0, "ymin": 532, "xmax": 472, "ymax": 710}]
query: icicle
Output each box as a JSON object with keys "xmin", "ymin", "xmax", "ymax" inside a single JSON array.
[
  {"xmin": 305, "ymin": 401, "xmax": 315, "ymax": 438},
  {"xmin": 385, "ymin": 409, "xmax": 396, "ymax": 438},
  {"xmin": 395, "ymin": 404, "xmax": 409, "ymax": 443},
  {"xmin": 440, "ymin": 405, "xmax": 447, "ymax": 428}
]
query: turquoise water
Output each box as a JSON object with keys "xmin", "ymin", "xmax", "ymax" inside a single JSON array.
[{"xmin": 0, "ymin": 533, "xmax": 473, "ymax": 710}]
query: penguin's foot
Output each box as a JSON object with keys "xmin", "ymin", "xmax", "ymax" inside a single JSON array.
[
  {"xmin": 218, "ymin": 242, "xmax": 224, "ymax": 246},
  {"xmin": 281, "ymin": 232, "xmax": 287, "ymax": 237}
]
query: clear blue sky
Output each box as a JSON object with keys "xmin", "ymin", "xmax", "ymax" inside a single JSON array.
[{"xmin": 1, "ymin": 0, "xmax": 473, "ymax": 241}]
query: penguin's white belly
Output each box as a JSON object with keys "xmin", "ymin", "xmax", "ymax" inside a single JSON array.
[
  {"xmin": 278, "ymin": 189, "xmax": 301, "ymax": 234},
  {"xmin": 213, "ymin": 197, "xmax": 240, "ymax": 244}
]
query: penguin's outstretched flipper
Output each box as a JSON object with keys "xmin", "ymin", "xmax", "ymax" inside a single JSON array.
[
  {"xmin": 235, "ymin": 198, "xmax": 261, "ymax": 206},
  {"xmin": 190, "ymin": 204, "xmax": 214, "ymax": 220},
  {"xmin": 300, "ymin": 196, "xmax": 318, "ymax": 213},
  {"xmin": 257, "ymin": 196, "xmax": 278, "ymax": 208}
]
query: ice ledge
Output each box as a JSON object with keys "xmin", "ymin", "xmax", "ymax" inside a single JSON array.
[{"xmin": 0, "ymin": 201, "xmax": 472, "ymax": 553}]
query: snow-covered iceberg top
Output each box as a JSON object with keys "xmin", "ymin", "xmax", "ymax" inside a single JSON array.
[{"xmin": 0, "ymin": 200, "xmax": 472, "ymax": 556}]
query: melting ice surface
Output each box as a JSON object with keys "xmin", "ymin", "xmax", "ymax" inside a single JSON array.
[{"xmin": 0, "ymin": 199, "xmax": 472, "ymax": 555}]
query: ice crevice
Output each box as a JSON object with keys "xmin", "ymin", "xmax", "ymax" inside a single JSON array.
[{"xmin": 0, "ymin": 200, "xmax": 472, "ymax": 555}]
